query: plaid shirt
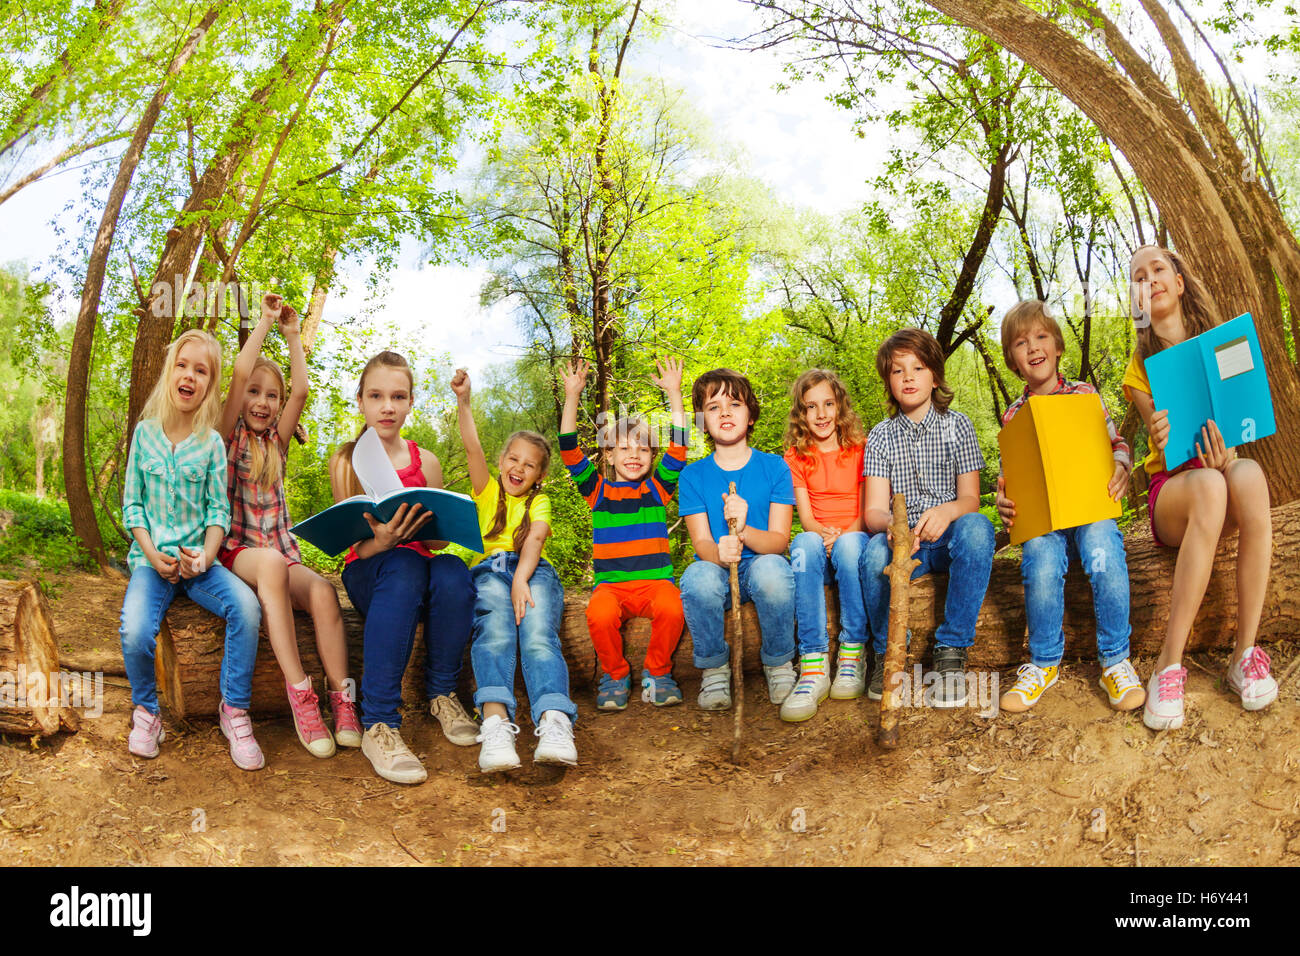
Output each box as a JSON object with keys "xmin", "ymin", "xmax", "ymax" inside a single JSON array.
[
  {"xmin": 122, "ymin": 419, "xmax": 231, "ymax": 572},
  {"xmin": 223, "ymin": 416, "xmax": 302, "ymax": 562},
  {"xmin": 863, "ymin": 405, "xmax": 986, "ymax": 528},
  {"xmin": 1000, "ymin": 374, "xmax": 1131, "ymax": 473}
]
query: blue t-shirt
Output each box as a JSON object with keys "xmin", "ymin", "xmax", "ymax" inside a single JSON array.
[{"xmin": 678, "ymin": 449, "xmax": 796, "ymax": 560}]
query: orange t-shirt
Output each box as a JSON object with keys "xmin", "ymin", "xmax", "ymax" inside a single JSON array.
[{"xmin": 783, "ymin": 443, "xmax": 865, "ymax": 530}]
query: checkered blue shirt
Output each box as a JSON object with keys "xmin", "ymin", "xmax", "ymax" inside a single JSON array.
[{"xmin": 863, "ymin": 405, "xmax": 986, "ymax": 528}]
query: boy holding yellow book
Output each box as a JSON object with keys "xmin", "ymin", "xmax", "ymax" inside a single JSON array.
[{"xmin": 994, "ymin": 301, "xmax": 1144, "ymax": 712}]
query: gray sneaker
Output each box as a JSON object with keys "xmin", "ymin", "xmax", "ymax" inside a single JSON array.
[
  {"xmin": 698, "ymin": 665, "xmax": 732, "ymax": 710},
  {"xmin": 928, "ymin": 645, "xmax": 969, "ymax": 708},
  {"xmin": 866, "ymin": 655, "xmax": 886, "ymax": 701},
  {"xmin": 764, "ymin": 661, "xmax": 797, "ymax": 704}
]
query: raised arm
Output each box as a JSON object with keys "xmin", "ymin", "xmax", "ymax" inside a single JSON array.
[
  {"xmin": 275, "ymin": 303, "xmax": 310, "ymax": 448},
  {"xmin": 219, "ymin": 292, "xmax": 279, "ymax": 439},
  {"xmin": 650, "ymin": 356, "xmax": 687, "ymax": 430},
  {"xmin": 451, "ymin": 368, "xmax": 491, "ymax": 496},
  {"xmin": 560, "ymin": 358, "xmax": 589, "ymax": 435}
]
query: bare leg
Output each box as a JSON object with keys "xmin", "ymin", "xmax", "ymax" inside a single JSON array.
[
  {"xmin": 483, "ymin": 702, "xmax": 508, "ymax": 719},
  {"xmin": 1220, "ymin": 459, "xmax": 1272, "ymax": 667},
  {"xmin": 1150, "ymin": 469, "xmax": 1227, "ymax": 672},
  {"xmin": 232, "ymin": 548, "xmax": 305, "ymax": 685},
  {"xmin": 288, "ymin": 564, "xmax": 349, "ymax": 693}
]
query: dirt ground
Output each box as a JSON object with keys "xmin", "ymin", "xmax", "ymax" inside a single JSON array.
[{"xmin": 2, "ymin": 570, "xmax": 1298, "ymax": 867}]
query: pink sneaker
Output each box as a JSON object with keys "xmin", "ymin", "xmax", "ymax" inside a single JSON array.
[
  {"xmin": 1142, "ymin": 664, "xmax": 1188, "ymax": 731},
  {"xmin": 128, "ymin": 705, "xmax": 164, "ymax": 758},
  {"xmin": 1226, "ymin": 646, "xmax": 1278, "ymax": 712},
  {"xmin": 286, "ymin": 679, "xmax": 335, "ymax": 758},
  {"xmin": 219, "ymin": 700, "xmax": 265, "ymax": 771},
  {"xmin": 329, "ymin": 689, "xmax": 363, "ymax": 748}
]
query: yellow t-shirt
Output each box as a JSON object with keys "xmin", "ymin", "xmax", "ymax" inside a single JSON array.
[
  {"xmin": 1121, "ymin": 351, "xmax": 1162, "ymax": 477},
  {"xmin": 469, "ymin": 475, "xmax": 552, "ymax": 567}
]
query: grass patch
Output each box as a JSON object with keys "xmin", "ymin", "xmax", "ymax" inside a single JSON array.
[{"xmin": 0, "ymin": 489, "xmax": 97, "ymax": 576}]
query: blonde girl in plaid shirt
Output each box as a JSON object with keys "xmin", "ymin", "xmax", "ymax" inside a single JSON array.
[
  {"xmin": 217, "ymin": 293, "xmax": 360, "ymax": 760},
  {"xmin": 119, "ymin": 329, "xmax": 265, "ymax": 770}
]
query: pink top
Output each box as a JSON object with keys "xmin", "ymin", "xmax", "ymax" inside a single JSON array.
[{"xmin": 344, "ymin": 440, "xmax": 434, "ymax": 565}]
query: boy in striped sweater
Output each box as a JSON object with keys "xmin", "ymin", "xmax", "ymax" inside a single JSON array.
[{"xmin": 559, "ymin": 357, "xmax": 690, "ymax": 711}]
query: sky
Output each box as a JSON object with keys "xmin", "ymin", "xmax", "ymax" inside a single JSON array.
[{"xmin": 0, "ymin": 0, "xmax": 1292, "ymax": 377}]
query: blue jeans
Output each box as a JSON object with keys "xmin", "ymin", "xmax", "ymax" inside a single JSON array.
[
  {"xmin": 342, "ymin": 549, "xmax": 475, "ymax": 729},
  {"xmin": 791, "ymin": 531, "xmax": 869, "ymax": 654},
  {"xmin": 119, "ymin": 564, "xmax": 261, "ymax": 713},
  {"xmin": 469, "ymin": 554, "xmax": 574, "ymax": 726},
  {"xmin": 679, "ymin": 554, "xmax": 796, "ymax": 669},
  {"xmin": 859, "ymin": 512, "xmax": 995, "ymax": 654},
  {"xmin": 1021, "ymin": 519, "xmax": 1131, "ymax": 668}
]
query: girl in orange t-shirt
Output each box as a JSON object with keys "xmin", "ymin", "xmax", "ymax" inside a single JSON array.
[{"xmin": 780, "ymin": 369, "xmax": 868, "ymax": 722}]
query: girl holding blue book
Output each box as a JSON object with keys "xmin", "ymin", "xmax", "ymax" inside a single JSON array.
[{"xmin": 1124, "ymin": 245, "xmax": 1276, "ymax": 730}]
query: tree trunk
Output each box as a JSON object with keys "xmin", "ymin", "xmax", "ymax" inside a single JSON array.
[
  {"xmin": 147, "ymin": 500, "xmax": 1300, "ymax": 718},
  {"xmin": 0, "ymin": 581, "xmax": 81, "ymax": 735},
  {"xmin": 924, "ymin": 0, "xmax": 1300, "ymax": 502},
  {"xmin": 125, "ymin": 0, "xmax": 351, "ymax": 446},
  {"xmin": 62, "ymin": 6, "xmax": 222, "ymax": 569}
]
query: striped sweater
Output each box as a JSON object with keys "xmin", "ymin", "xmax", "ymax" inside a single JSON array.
[{"xmin": 559, "ymin": 426, "xmax": 689, "ymax": 586}]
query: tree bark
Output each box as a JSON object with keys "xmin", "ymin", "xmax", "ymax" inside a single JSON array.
[
  {"xmin": 62, "ymin": 6, "xmax": 222, "ymax": 569},
  {"xmin": 0, "ymin": 581, "xmax": 81, "ymax": 735}
]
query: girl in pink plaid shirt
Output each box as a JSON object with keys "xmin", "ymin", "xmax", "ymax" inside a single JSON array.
[{"xmin": 217, "ymin": 292, "xmax": 360, "ymax": 759}]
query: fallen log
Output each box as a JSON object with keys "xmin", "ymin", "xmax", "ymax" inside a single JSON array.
[
  {"xmin": 0, "ymin": 580, "xmax": 81, "ymax": 735},
  {"xmin": 150, "ymin": 500, "xmax": 1300, "ymax": 718}
]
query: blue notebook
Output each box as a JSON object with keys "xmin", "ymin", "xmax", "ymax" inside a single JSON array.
[
  {"xmin": 1145, "ymin": 312, "xmax": 1276, "ymax": 469},
  {"xmin": 291, "ymin": 487, "xmax": 485, "ymax": 557}
]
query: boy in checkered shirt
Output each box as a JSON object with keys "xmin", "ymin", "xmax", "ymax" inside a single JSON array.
[
  {"xmin": 858, "ymin": 328, "xmax": 995, "ymax": 707},
  {"xmin": 993, "ymin": 300, "xmax": 1143, "ymax": 713}
]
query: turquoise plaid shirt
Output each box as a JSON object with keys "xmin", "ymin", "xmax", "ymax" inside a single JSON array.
[{"xmin": 122, "ymin": 419, "xmax": 231, "ymax": 572}]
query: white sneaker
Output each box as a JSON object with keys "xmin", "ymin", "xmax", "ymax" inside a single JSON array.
[
  {"xmin": 697, "ymin": 665, "xmax": 732, "ymax": 710},
  {"xmin": 764, "ymin": 660, "xmax": 797, "ymax": 704},
  {"xmin": 830, "ymin": 642, "xmax": 867, "ymax": 699},
  {"xmin": 780, "ymin": 654, "xmax": 831, "ymax": 722},
  {"xmin": 533, "ymin": 711, "xmax": 577, "ymax": 766},
  {"xmin": 476, "ymin": 714, "xmax": 522, "ymax": 773},
  {"xmin": 1226, "ymin": 646, "xmax": 1278, "ymax": 712},
  {"xmin": 361, "ymin": 723, "xmax": 427, "ymax": 784},
  {"xmin": 1142, "ymin": 664, "xmax": 1188, "ymax": 731}
]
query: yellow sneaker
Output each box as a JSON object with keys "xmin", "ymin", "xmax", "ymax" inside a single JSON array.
[
  {"xmin": 1099, "ymin": 658, "xmax": 1146, "ymax": 711},
  {"xmin": 1000, "ymin": 663, "xmax": 1058, "ymax": 713}
]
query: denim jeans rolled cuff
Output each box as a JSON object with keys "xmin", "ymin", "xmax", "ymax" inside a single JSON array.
[
  {"xmin": 829, "ymin": 531, "xmax": 869, "ymax": 647},
  {"xmin": 679, "ymin": 554, "xmax": 796, "ymax": 669},
  {"xmin": 1022, "ymin": 519, "xmax": 1131, "ymax": 669},
  {"xmin": 930, "ymin": 512, "xmax": 994, "ymax": 650},
  {"xmin": 791, "ymin": 531, "xmax": 831, "ymax": 654},
  {"xmin": 470, "ymin": 555, "xmax": 576, "ymax": 727}
]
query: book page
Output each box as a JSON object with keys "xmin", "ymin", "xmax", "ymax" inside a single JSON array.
[
  {"xmin": 1214, "ymin": 336, "xmax": 1253, "ymax": 380},
  {"xmin": 351, "ymin": 427, "xmax": 403, "ymax": 500}
]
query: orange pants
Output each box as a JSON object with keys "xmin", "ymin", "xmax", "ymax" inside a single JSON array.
[{"xmin": 585, "ymin": 579, "xmax": 684, "ymax": 680}]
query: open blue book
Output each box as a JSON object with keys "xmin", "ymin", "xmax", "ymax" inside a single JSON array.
[
  {"xmin": 1145, "ymin": 312, "xmax": 1276, "ymax": 469},
  {"xmin": 290, "ymin": 427, "xmax": 485, "ymax": 556},
  {"xmin": 291, "ymin": 486, "xmax": 484, "ymax": 556}
]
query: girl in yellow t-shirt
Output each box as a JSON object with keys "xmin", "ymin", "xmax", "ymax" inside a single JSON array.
[
  {"xmin": 1123, "ymin": 244, "xmax": 1276, "ymax": 732},
  {"xmin": 451, "ymin": 367, "xmax": 576, "ymax": 773}
]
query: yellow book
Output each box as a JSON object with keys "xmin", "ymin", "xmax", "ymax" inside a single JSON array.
[{"xmin": 997, "ymin": 393, "xmax": 1121, "ymax": 546}]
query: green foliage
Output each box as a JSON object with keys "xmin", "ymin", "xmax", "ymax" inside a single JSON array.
[{"xmin": 0, "ymin": 489, "xmax": 95, "ymax": 575}]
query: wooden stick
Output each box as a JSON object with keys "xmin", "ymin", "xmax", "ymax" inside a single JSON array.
[
  {"xmin": 727, "ymin": 481, "xmax": 745, "ymax": 763},
  {"xmin": 878, "ymin": 493, "xmax": 920, "ymax": 749}
]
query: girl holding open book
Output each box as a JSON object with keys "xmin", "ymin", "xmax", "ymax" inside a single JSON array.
[
  {"xmin": 1124, "ymin": 245, "xmax": 1276, "ymax": 730},
  {"xmin": 219, "ymin": 293, "xmax": 358, "ymax": 762},
  {"xmin": 328, "ymin": 350, "xmax": 479, "ymax": 784}
]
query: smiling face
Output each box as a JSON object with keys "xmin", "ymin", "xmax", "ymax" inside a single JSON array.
[
  {"xmin": 887, "ymin": 350, "xmax": 934, "ymax": 418},
  {"xmin": 1130, "ymin": 246, "xmax": 1185, "ymax": 326},
  {"xmin": 802, "ymin": 380, "xmax": 839, "ymax": 445},
  {"xmin": 1009, "ymin": 322, "xmax": 1063, "ymax": 391},
  {"xmin": 242, "ymin": 365, "xmax": 283, "ymax": 434},
  {"xmin": 610, "ymin": 435, "xmax": 653, "ymax": 482},
  {"xmin": 499, "ymin": 437, "xmax": 546, "ymax": 497},
  {"xmin": 170, "ymin": 340, "xmax": 214, "ymax": 417},
  {"xmin": 701, "ymin": 385, "xmax": 751, "ymax": 447},
  {"xmin": 357, "ymin": 366, "xmax": 413, "ymax": 440}
]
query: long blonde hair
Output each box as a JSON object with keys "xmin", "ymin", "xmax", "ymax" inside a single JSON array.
[
  {"xmin": 335, "ymin": 351, "xmax": 416, "ymax": 499},
  {"xmin": 1130, "ymin": 244, "xmax": 1222, "ymax": 371},
  {"xmin": 140, "ymin": 329, "xmax": 223, "ymax": 436},
  {"xmin": 784, "ymin": 368, "xmax": 866, "ymax": 464},
  {"xmin": 244, "ymin": 357, "xmax": 287, "ymax": 491},
  {"xmin": 486, "ymin": 430, "xmax": 552, "ymax": 552}
]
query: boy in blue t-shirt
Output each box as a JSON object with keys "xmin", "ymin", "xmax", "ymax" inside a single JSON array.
[{"xmin": 678, "ymin": 368, "xmax": 797, "ymax": 711}]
